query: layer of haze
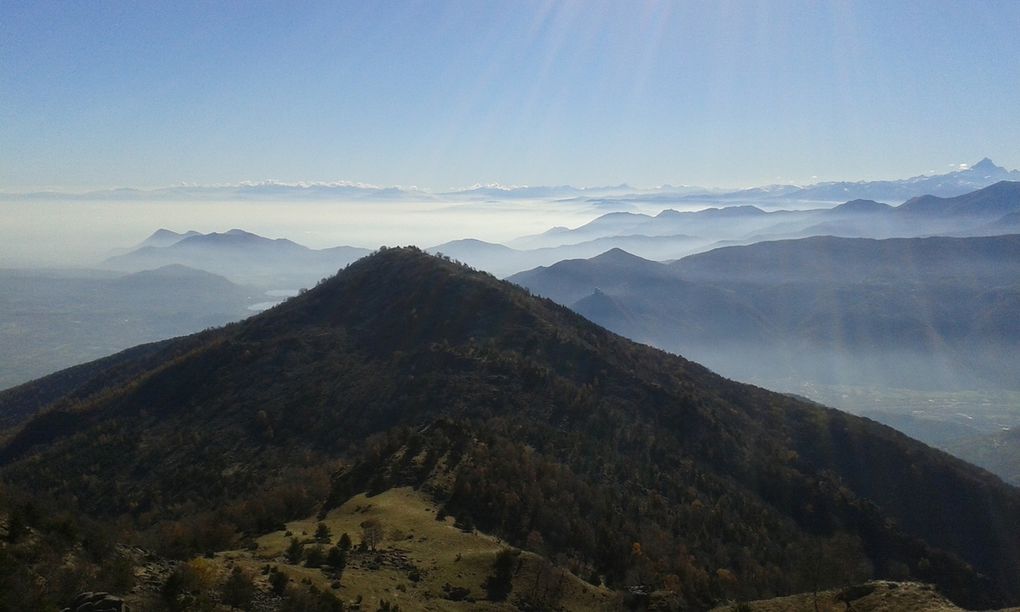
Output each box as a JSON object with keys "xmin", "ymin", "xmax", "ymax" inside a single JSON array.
[{"xmin": 0, "ymin": 197, "xmax": 638, "ymax": 268}]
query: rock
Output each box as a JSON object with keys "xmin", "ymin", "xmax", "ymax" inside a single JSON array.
[
  {"xmin": 836, "ymin": 583, "xmax": 877, "ymax": 603},
  {"xmin": 61, "ymin": 592, "xmax": 129, "ymax": 612}
]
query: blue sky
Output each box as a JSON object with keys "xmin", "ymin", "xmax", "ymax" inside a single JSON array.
[{"xmin": 2, "ymin": 0, "xmax": 1019, "ymax": 191}]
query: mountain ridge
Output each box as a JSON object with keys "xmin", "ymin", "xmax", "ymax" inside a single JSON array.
[
  {"xmin": 509, "ymin": 234, "xmax": 1020, "ymax": 391},
  {"xmin": 507, "ymin": 181, "xmax": 1020, "ymax": 254},
  {"xmin": 6, "ymin": 158, "xmax": 1017, "ymax": 203}
]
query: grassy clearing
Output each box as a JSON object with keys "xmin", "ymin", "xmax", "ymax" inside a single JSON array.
[{"xmin": 214, "ymin": 486, "xmax": 614, "ymax": 611}]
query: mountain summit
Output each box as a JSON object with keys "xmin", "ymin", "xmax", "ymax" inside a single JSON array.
[
  {"xmin": 970, "ymin": 157, "xmax": 1001, "ymax": 172},
  {"xmin": 2, "ymin": 247, "xmax": 1020, "ymax": 608}
]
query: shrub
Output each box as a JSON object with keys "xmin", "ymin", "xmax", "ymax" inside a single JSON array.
[
  {"xmin": 305, "ymin": 545, "xmax": 326, "ymax": 568},
  {"xmin": 285, "ymin": 537, "xmax": 304, "ymax": 564},
  {"xmin": 482, "ymin": 548, "xmax": 518, "ymax": 601},
  {"xmin": 222, "ymin": 567, "xmax": 256, "ymax": 609},
  {"xmin": 269, "ymin": 568, "xmax": 289, "ymax": 595},
  {"xmin": 326, "ymin": 546, "xmax": 347, "ymax": 571},
  {"xmin": 315, "ymin": 522, "xmax": 332, "ymax": 543}
]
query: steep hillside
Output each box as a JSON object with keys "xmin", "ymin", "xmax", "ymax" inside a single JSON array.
[{"xmin": 2, "ymin": 248, "xmax": 1020, "ymax": 609}]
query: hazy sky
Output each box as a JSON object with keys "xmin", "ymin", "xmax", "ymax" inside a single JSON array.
[{"xmin": 3, "ymin": 0, "xmax": 1019, "ymax": 191}]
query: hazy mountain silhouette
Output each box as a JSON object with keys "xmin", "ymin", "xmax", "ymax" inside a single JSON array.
[
  {"xmin": 783, "ymin": 159, "xmax": 1020, "ymax": 202},
  {"xmin": 509, "ymin": 248, "xmax": 674, "ymax": 304},
  {"xmin": 6, "ymin": 182, "xmax": 433, "ymax": 201},
  {"xmin": 828, "ymin": 199, "xmax": 894, "ymax": 214},
  {"xmin": 898, "ymin": 180, "xmax": 1020, "ymax": 218},
  {"xmin": 428, "ymin": 235, "xmax": 706, "ymax": 277},
  {"xmin": 9, "ymin": 158, "xmax": 1015, "ymax": 209},
  {"xmin": 509, "ymin": 182, "xmax": 1020, "ymax": 255},
  {"xmin": 691, "ymin": 158, "xmax": 1020, "ymax": 203},
  {"xmin": 510, "ymin": 206, "xmax": 781, "ymax": 250},
  {"xmin": 103, "ymin": 228, "xmax": 202, "ymax": 258},
  {"xmin": 492, "ymin": 158, "xmax": 1020, "ymax": 216},
  {"xmin": 137, "ymin": 228, "xmax": 201, "ymax": 248},
  {"xmin": 441, "ymin": 183, "xmax": 638, "ymax": 199},
  {"xmin": 672, "ymin": 233, "xmax": 1020, "ymax": 284},
  {"xmin": 104, "ymin": 229, "xmax": 372, "ymax": 287},
  {"xmin": 510, "ymin": 235, "xmax": 1020, "ymax": 392}
]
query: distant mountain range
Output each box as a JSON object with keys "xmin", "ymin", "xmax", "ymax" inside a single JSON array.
[
  {"xmin": 95, "ymin": 182, "xmax": 1020, "ymax": 292},
  {"xmin": 3, "ymin": 248, "xmax": 1020, "ymax": 608},
  {"xmin": 424, "ymin": 182, "xmax": 1020, "ymax": 278},
  {"xmin": 438, "ymin": 183, "xmax": 641, "ymax": 199},
  {"xmin": 89, "ymin": 182, "xmax": 1020, "ymax": 286},
  {"xmin": 785, "ymin": 157, "xmax": 1020, "ymax": 202},
  {"xmin": 573, "ymin": 157, "xmax": 1020, "ymax": 207},
  {"xmin": 441, "ymin": 157, "xmax": 1019, "ymax": 206},
  {"xmin": 5, "ymin": 181, "xmax": 430, "ymax": 201},
  {"xmin": 510, "ymin": 181, "xmax": 1020, "ymax": 254},
  {"xmin": 6, "ymin": 158, "xmax": 1017, "ymax": 206},
  {"xmin": 509, "ymin": 234, "xmax": 1020, "ymax": 394},
  {"xmin": 104, "ymin": 228, "xmax": 372, "ymax": 287},
  {"xmin": 427, "ymin": 234, "xmax": 708, "ymax": 278}
]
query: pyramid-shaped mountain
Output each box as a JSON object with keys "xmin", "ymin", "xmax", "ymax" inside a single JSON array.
[{"xmin": 2, "ymin": 247, "xmax": 1020, "ymax": 608}]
